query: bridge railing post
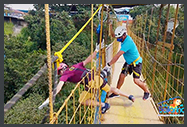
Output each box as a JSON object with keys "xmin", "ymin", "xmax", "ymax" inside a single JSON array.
[{"xmin": 151, "ymin": 4, "xmax": 164, "ymax": 96}]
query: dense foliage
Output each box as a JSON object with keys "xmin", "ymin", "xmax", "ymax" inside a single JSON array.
[
  {"xmin": 130, "ymin": 4, "xmax": 184, "ymax": 53},
  {"xmin": 4, "ymin": 34, "xmax": 45, "ymax": 102},
  {"xmin": 4, "ymin": 93, "xmax": 48, "ymax": 124},
  {"xmin": 4, "ymin": 22, "xmax": 14, "ymax": 35}
]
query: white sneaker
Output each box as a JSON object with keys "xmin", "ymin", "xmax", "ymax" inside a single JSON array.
[{"xmin": 38, "ymin": 98, "xmax": 49, "ymax": 110}]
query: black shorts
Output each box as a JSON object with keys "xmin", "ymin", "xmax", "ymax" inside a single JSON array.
[{"xmin": 121, "ymin": 62, "xmax": 142, "ymax": 78}]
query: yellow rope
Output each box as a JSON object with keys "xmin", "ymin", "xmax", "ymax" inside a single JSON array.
[
  {"xmin": 44, "ymin": 4, "xmax": 53, "ymax": 122},
  {"xmin": 98, "ymin": 4, "xmax": 104, "ymax": 117},
  {"xmin": 54, "ymin": 4, "xmax": 102, "ymax": 66},
  {"xmin": 90, "ymin": 4, "xmax": 94, "ymax": 124}
]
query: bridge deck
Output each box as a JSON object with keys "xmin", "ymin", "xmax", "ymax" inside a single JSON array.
[{"xmin": 101, "ymin": 52, "xmax": 163, "ymax": 124}]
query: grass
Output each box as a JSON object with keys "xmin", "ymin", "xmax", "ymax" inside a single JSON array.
[{"xmin": 4, "ymin": 22, "xmax": 14, "ymax": 35}]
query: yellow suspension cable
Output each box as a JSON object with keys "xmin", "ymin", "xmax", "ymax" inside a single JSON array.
[
  {"xmin": 54, "ymin": 4, "xmax": 102, "ymax": 66},
  {"xmin": 90, "ymin": 4, "xmax": 94, "ymax": 124},
  {"xmin": 98, "ymin": 4, "xmax": 104, "ymax": 118},
  {"xmin": 44, "ymin": 4, "xmax": 54, "ymax": 122}
]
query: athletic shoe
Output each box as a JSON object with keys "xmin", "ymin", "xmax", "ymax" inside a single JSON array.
[
  {"xmin": 101, "ymin": 103, "xmax": 110, "ymax": 114},
  {"xmin": 38, "ymin": 98, "xmax": 49, "ymax": 110},
  {"xmin": 38, "ymin": 103, "xmax": 48, "ymax": 110},
  {"xmin": 143, "ymin": 92, "xmax": 151, "ymax": 100},
  {"xmin": 108, "ymin": 93, "xmax": 120, "ymax": 98},
  {"xmin": 128, "ymin": 95, "xmax": 135, "ymax": 102}
]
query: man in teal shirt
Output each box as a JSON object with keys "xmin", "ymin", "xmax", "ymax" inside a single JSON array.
[
  {"xmin": 105, "ymin": 25, "xmax": 150, "ymax": 100},
  {"xmin": 120, "ymin": 34, "xmax": 142, "ymax": 65}
]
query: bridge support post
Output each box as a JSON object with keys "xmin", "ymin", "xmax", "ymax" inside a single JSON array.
[
  {"xmin": 151, "ymin": 4, "xmax": 164, "ymax": 96},
  {"xmin": 161, "ymin": 4, "xmax": 170, "ymax": 55}
]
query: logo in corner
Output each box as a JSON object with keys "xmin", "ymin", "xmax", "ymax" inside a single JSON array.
[{"xmin": 158, "ymin": 96, "xmax": 184, "ymax": 117}]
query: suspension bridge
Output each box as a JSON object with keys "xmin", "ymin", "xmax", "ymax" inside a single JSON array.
[{"xmin": 4, "ymin": 4, "xmax": 184, "ymax": 124}]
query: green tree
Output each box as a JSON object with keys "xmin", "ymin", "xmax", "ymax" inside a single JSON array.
[
  {"xmin": 49, "ymin": 4, "xmax": 70, "ymax": 12},
  {"xmin": 4, "ymin": 34, "xmax": 45, "ymax": 103},
  {"xmin": 4, "ymin": 93, "xmax": 48, "ymax": 124},
  {"xmin": 24, "ymin": 9, "xmax": 77, "ymax": 50},
  {"xmin": 130, "ymin": 4, "xmax": 184, "ymax": 53},
  {"xmin": 174, "ymin": 4, "xmax": 184, "ymax": 54},
  {"xmin": 4, "ymin": 22, "xmax": 14, "ymax": 35}
]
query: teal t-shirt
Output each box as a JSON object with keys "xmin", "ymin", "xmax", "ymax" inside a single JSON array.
[{"xmin": 120, "ymin": 35, "xmax": 142, "ymax": 64}]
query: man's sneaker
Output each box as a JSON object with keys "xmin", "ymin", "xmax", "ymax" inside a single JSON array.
[
  {"xmin": 38, "ymin": 98, "xmax": 49, "ymax": 110},
  {"xmin": 108, "ymin": 93, "xmax": 120, "ymax": 98},
  {"xmin": 38, "ymin": 102, "xmax": 49, "ymax": 110},
  {"xmin": 101, "ymin": 103, "xmax": 110, "ymax": 114},
  {"xmin": 143, "ymin": 92, "xmax": 151, "ymax": 100},
  {"xmin": 128, "ymin": 95, "xmax": 135, "ymax": 102}
]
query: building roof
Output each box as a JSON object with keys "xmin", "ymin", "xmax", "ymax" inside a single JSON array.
[{"xmin": 111, "ymin": 4, "xmax": 147, "ymax": 8}]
